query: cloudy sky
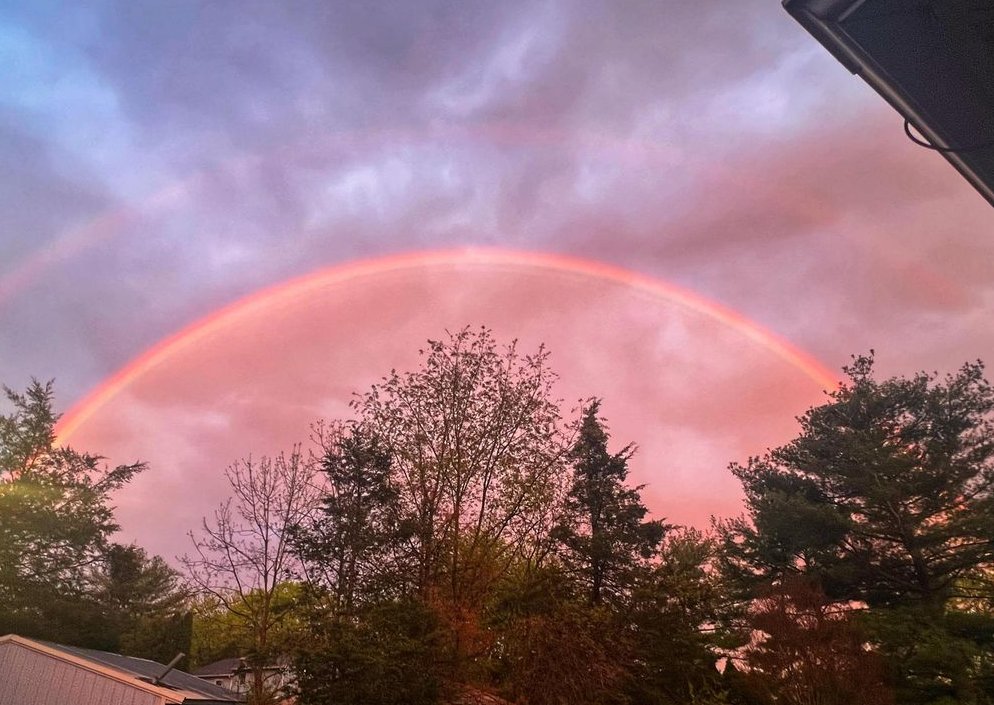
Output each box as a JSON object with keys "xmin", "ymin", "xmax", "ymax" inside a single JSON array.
[{"xmin": 1, "ymin": 0, "xmax": 991, "ymax": 561}]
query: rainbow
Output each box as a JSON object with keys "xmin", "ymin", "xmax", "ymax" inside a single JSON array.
[
  {"xmin": 54, "ymin": 248, "xmax": 839, "ymax": 445},
  {"xmin": 0, "ymin": 123, "xmax": 684, "ymax": 308}
]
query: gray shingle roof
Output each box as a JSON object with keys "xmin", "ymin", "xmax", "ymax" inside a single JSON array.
[
  {"xmin": 38, "ymin": 641, "xmax": 244, "ymax": 703},
  {"xmin": 192, "ymin": 656, "xmax": 245, "ymax": 677}
]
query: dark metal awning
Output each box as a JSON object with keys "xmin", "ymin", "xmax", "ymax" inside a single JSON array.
[{"xmin": 783, "ymin": 0, "xmax": 994, "ymax": 207}]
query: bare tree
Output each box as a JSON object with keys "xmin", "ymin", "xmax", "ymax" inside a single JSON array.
[{"xmin": 183, "ymin": 447, "xmax": 319, "ymax": 704}]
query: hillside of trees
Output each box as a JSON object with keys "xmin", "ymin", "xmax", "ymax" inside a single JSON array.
[{"xmin": 3, "ymin": 328, "xmax": 994, "ymax": 705}]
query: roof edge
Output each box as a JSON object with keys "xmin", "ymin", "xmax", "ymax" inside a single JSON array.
[
  {"xmin": 782, "ymin": 0, "xmax": 866, "ymax": 20},
  {"xmin": 0, "ymin": 634, "xmax": 186, "ymax": 703},
  {"xmin": 782, "ymin": 0, "xmax": 867, "ymax": 73},
  {"xmin": 782, "ymin": 0, "xmax": 994, "ymax": 207}
]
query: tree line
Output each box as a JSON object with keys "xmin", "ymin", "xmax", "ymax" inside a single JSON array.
[{"xmin": 2, "ymin": 328, "xmax": 994, "ymax": 705}]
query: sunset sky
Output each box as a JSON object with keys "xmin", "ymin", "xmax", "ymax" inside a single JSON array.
[{"xmin": 1, "ymin": 0, "xmax": 991, "ymax": 562}]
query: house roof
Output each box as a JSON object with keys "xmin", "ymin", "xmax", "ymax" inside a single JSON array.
[
  {"xmin": 0, "ymin": 635, "xmax": 244, "ymax": 704},
  {"xmin": 193, "ymin": 657, "xmax": 245, "ymax": 677},
  {"xmin": 783, "ymin": 0, "xmax": 994, "ymax": 207},
  {"xmin": 193, "ymin": 655, "xmax": 289, "ymax": 678}
]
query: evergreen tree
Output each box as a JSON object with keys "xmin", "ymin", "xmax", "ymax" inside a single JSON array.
[
  {"xmin": 624, "ymin": 529, "xmax": 740, "ymax": 705},
  {"xmin": 0, "ymin": 379, "xmax": 144, "ymax": 644},
  {"xmin": 721, "ymin": 354, "xmax": 994, "ymax": 704},
  {"xmin": 556, "ymin": 400, "xmax": 666, "ymax": 605},
  {"xmin": 94, "ymin": 544, "xmax": 192, "ymax": 663},
  {"xmin": 293, "ymin": 425, "xmax": 404, "ymax": 613}
]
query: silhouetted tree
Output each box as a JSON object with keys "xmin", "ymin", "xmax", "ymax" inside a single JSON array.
[
  {"xmin": 0, "ymin": 379, "xmax": 144, "ymax": 644},
  {"xmin": 486, "ymin": 562, "xmax": 629, "ymax": 705},
  {"xmin": 94, "ymin": 544, "xmax": 191, "ymax": 663},
  {"xmin": 352, "ymin": 327, "xmax": 569, "ymax": 675},
  {"xmin": 294, "ymin": 597, "xmax": 445, "ymax": 705},
  {"xmin": 293, "ymin": 425, "xmax": 404, "ymax": 613},
  {"xmin": 555, "ymin": 400, "xmax": 666, "ymax": 605},
  {"xmin": 184, "ymin": 448, "xmax": 319, "ymax": 704},
  {"xmin": 739, "ymin": 576, "xmax": 893, "ymax": 705},
  {"xmin": 721, "ymin": 354, "xmax": 994, "ymax": 704},
  {"xmin": 624, "ymin": 529, "xmax": 740, "ymax": 705}
]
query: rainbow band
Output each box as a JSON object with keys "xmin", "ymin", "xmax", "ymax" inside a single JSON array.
[
  {"xmin": 0, "ymin": 124, "xmax": 683, "ymax": 308},
  {"xmin": 54, "ymin": 248, "xmax": 838, "ymax": 444}
]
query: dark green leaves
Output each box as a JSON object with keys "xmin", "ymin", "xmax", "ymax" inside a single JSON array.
[{"xmin": 0, "ymin": 379, "xmax": 147, "ymax": 645}]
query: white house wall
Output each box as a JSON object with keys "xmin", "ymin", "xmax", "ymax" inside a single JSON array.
[{"xmin": 0, "ymin": 641, "xmax": 166, "ymax": 705}]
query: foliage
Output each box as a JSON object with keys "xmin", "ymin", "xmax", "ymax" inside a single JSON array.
[
  {"xmin": 294, "ymin": 596, "xmax": 445, "ymax": 705},
  {"xmin": 721, "ymin": 354, "xmax": 994, "ymax": 704},
  {"xmin": 864, "ymin": 606, "xmax": 994, "ymax": 705},
  {"xmin": 348, "ymin": 327, "xmax": 570, "ymax": 676},
  {"xmin": 293, "ymin": 425, "xmax": 405, "ymax": 613},
  {"xmin": 722, "ymin": 355, "xmax": 994, "ymax": 606},
  {"xmin": 624, "ymin": 530, "xmax": 741, "ymax": 705},
  {"xmin": 93, "ymin": 543, "xmax": 192, "ymax": 663},
  {"xmin": 487, "ymin": 562, "xmax": 630, "ymax": 705},
  {"xmin": 353, "ymin": 327, "xmax": 567, "ymax": 596},
  {"xmin": 188, "ymin": 583, "xmax": 304, "ymax": 669},
  {"xmin": 0, "ymin": 379, "xmax": 144, "ymax": 644},
  {"xmin": 123, "ymin": 609, "xmax": 193, "ymax": 667},
  {"xmin": 555, "ymin": 400, "xmax": 666, "ymax": 605},
  {"xmin": 737, "ymin": 576, "xmax": 893, "ymax": 705},
  {"xmin": 286, "ymin": 331, "xmax": 745, "ymax": 704},
  {"xmin": 188, "ymin": 594, "xmax": 242, "ymax": 668}
]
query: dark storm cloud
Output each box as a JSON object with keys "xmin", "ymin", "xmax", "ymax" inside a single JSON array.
[
  {"xmin": 6, "ymin": 0, "xmax": 842, "ymax": 246},
  {"xmin": 443, "ymin": 0, "xmax": 815, "ymax": 126}
]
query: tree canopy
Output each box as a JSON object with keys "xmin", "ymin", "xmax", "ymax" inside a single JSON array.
[
  {"xmin": 0, "ymin": 379, "xmax": 146, "ymax": 644},
  {"xmin": 351, "ymin": 327, "xmax": 568, "ymax": 602},
  {"xmin": 286, "ymin": 330, "xmax": 729, "ymax": 705},
  {"xmin": 17, "ymin": 343, "xmax": 994, "ymax": 705},
  {"xmin": 555, "ymin": 399, "xmax": 666, "ymax": 606},
  {"xmin": 721, "ymin": 354, "xmax": 994, "ymax": 704}
]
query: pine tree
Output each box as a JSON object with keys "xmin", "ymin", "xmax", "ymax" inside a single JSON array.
[
  {"xmin": 720, "ymin": 354, "xmax": 994, "ymax": 704},
  {"xmin": 556, "ymin": 400, "xmax": 666, "ymax": 605},
  {"xmin": 0, "ymin": 379, "xmax": 145, "ymax": 644},
  {"xmin": 294, "ymin": 425, "xmax": 403, "ymax": 613}
]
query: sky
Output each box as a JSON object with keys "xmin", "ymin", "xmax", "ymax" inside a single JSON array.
[{"xmin": 1, "ymin": 0, "xmax": 992, "ymax": 562}]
